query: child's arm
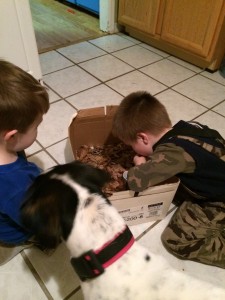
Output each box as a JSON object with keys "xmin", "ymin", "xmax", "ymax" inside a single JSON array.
[
  {"xmin": 0, "ymin": 191, "xmax": 33, "ymax": 244},
  {"xmin": 127, "ymin": 143, "xmax": 195, "ymax": 192}
]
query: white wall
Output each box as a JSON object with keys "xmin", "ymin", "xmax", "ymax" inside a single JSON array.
[{"xmin": 0, "ymin": 0, "xmax": 42, "ymax": 80}]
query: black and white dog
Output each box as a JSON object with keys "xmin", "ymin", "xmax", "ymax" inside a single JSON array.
[{"xmin": 21, "ymin": 161, "xmax": 225, "ymax": 300}]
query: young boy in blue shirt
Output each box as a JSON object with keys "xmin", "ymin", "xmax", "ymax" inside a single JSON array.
[{"xmin": 0, "ymin": 59, "xmax": 49, "ymax": 264}]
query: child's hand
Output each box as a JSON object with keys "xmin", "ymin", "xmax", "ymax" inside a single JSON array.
[{"xmin": 133, "ymin": 155, "xmax": 147, "ymax": 165}]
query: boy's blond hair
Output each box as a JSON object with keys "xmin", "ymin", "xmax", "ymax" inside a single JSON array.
[
  {"xmin": 0, "ymin": 59, "xmax": 49, "ymax": 133},
  {"xmin": 112, "ymin": 91, "xmax": 172, "ymax": 142}
]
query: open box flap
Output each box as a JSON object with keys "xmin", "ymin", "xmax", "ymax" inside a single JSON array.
[{"xmin": 69, "ymin": 106, "xmax": 119, "ymax": 158}]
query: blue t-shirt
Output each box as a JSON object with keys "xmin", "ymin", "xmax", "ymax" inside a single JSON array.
[{"xmin": 0, "ymin": 156, "xmax": 40, "ymax": 244}]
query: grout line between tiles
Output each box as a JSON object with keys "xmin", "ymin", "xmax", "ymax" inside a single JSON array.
[
  {"xmin": 45, "ymin": 149, "xmax": 62, "ymax": 165},
  {"xmin": 135, "ymin": 206, "xmax": 177, "ymax": 242},
  {"xmin": 44, "ymin": 85, "xmax": 64, "ymax": 101},
  {"xmin": 169, "ymin": 87, "xmax": 225, "ymax": 112},
  {"xmin": 27, "ymin": 149, "xmax": 44, "ymax": 158},
  {"xmin": 63, "ymin": 286, "xmax": 82, "ymax": 300},
  {"xmin": 48, "ymin": 98, "xmax": 65, "ymax": 105},
  {"xmin": 102, "ymin": 67, "xmax": 168, "ymax": 92},
  {"xmin": 167, "ymin": 57, "xmax": 204, "ymax": 73},
  {"xmin": 138, "ymin": 44, "xmax": 171, "ymax": 58},
  {"xmin": 193, "ymin": 108, "xmax": 225, "ymax": 121},
  {"xmin": 42, "ymin": 64, "xmax": 77, "ymax": 76},
  {"xmin": 28, "ymin": 148, "xmax": 59, "ymax": 166},
  {"xmin": 137, "ymin": 67, "xmax": 196, "ymax": 90},
  {"xmin": 43, "ymin": 48, "xmax": 166, "ymax": 90},
  {"xmin": 77, "ymin": 60, "xmax": 135, "ymax": 83},
  {"xmin": 87, "ymin": 40, "xmax": 137, "ymax": 54},
  {"xmin": 41, "ymin": 34, "xmax": 225, "ymax": 92},
  {"xmin": 45, "ymin": 137, "xmax": 69, "ymax": 149},
  {"xmin": 55, "ymin": 38, "xmax": 166, "ymax": 68},
  {"xmin": 64, "ymin": 98, "xmax": 80, "ymax": 111},
  {"xmin": 55, "ymin": 48, "xmax": 108, "ymax": 65},
  {"xmin": 117, "ymin": 33, "xmax": 142, "ymax": 45},
  {"xmin": 40, "ymin": 49, "xmax": 225, "ymax": 107},
  {"xmin": 199, "ymin": 72, "xmax": 225, "ymax": 87},
  {"xmin": 110, "ymin": 53, "xmax": 165, "ymax": 69},
  {"xmin": 21, "ymin": 251, "xmax": 54, "ymax": 300}
]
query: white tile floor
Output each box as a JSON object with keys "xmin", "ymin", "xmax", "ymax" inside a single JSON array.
[{"xmin": 1, "ymin": 33, "xmax": 225, "ymax": 299}]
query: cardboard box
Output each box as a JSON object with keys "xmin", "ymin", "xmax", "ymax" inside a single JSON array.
[{"xmin": 69, "ymin": 106, "xmax": 180, "ymax": 226}]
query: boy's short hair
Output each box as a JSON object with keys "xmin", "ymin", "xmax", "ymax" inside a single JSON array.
[
  {"xmin": 0, "ymin": 59, "xmax": 49, "ymax": 133},
  {"xmin": 112, "ymin": 91, "xmax": 172, "ymax": 142}
]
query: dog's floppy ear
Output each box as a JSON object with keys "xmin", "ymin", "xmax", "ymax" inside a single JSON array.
[
  {"xmin": 70, "ymin": 161, "xmax": 111, "ymax": 191},
  {"xmin": 21, "ymin": 172, "xmax": 78, "ymax": 249}
]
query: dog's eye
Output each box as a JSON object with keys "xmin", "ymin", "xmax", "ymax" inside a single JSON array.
[{"xmin": 85, "ymin": 197, "xmax": 94, "ymax": 207}]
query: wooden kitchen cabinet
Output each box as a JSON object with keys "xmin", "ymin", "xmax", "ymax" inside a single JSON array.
[
  {"xmin": 118, "ymin": 0, "xmax": 225, "ymax": 71},
  {"xmin": 118, "ymin": 0, "xmax": 162, "ymax": 35}
]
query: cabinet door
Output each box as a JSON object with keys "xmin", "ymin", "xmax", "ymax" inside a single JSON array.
[
  {"xmin": 118, "ymin": 0, "xmax": 162, "ymax": 35},
  {"xmin": 161, "ymin": 0, "xmax": 225, "ymax": 57}
]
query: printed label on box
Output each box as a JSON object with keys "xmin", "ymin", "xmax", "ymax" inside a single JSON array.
[{"xmin": 119, "ymin": 202, "xmax": 163, "ymax": 223}]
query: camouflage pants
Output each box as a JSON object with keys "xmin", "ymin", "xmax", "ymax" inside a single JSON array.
[{"xmin": 161, "ymin": 198, "xmax": 225, "ymax": 268}]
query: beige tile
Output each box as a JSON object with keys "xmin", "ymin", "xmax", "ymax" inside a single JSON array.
[
  {"xmin": 173, "ymin": 75, "xmax": 225, "ymax": 108},
  {"xmin": 168, "ymin": 56, "xmax": 203, "ymax": 72},
  {"xmin": 213, "ymin": 101, "xmax": 225, "ymax": 117},
  {"xmin": 43, "ymin": 66, "xmax": 100, "ymax": 98},
  {"xmin": 47, "ymin": 139, "xmax": 75, "ymax": 165},
  {"xmin": 139, "ymin": 43, "xmax": 170, "ymax": 57},
  {"xmin": 194, "ymin": 110, "xmax": 225, "ymax": 138},
  {"xmin": 28, "ymin": 151, "xmax": 56, "ymax": 171},
  {"xmin": 89, "ymin": 34, "xmax": 135, "ymax": 52},
  {"xmin": 68, "ymin": 289, "xmax": 84, "ymax": 300},
  {"xmin": 157, "ymin": 89, "xmax": 207, "ymax": 125},
  {"xmin": 117, "ymin": 32, "xmax": 142, "ymax": 44},
  {"xmin": 106, "ymin": 70, "xmax": 166, "ymax": 96},
  {"xmin": 26, "ymin": 141, "xmax": 42, "ymax": 157},
  {"xmin": 42, "ymin": 84, "xmax": 61, "ymax": 103},
  {"xmin": 39, "ymin": 51, "xmax": 73, "ymax": 75},
  {"xmin": 140, "ymin": 59, "xmax": 195, "ymax": 87},
  {"xmin": 37, "ymin": 100, "xmax": 76, "ymax": 147},
  {"xmin": 57, "ymin": 41, "xmax": 106, "ymax": 63},
  {"xmin": 129, "ymin": 221, "xmax": 156, "ymax": 239},
  {"xmin": 24, "ymin": 243, "xmax": 80, "ymax": 300},
  {"xmin": 46, "ymin": 87, "xmax": 61, "ymax": 103},
  {"xmin": 66, "ymin": 84, "xmax": 123, "ymax": 109},
  {"xmin": 201, "ymin": 70, "xmax": 225, "ymax": 85},
  {"xmin": 112, "ymin": 45, "xmax": 162, "ymax": 68},
  {"xmin": 0, "ymin": 254, "xmax": 48, "ymax": 300},
  {"xmin": 79, "ymin": 55, "xmax": 134, "ymax": 81}
]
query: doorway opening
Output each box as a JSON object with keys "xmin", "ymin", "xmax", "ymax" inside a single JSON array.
[{"xmin": 30, "ymin": 0, "xmax": 108, "ymax": 53}]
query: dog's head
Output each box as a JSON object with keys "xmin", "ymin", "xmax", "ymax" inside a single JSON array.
[{"xmin": 21, "ymin": 161, "xmax": 111, "ymax": 249}]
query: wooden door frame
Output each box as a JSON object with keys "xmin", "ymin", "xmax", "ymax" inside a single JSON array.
[{"xmin": 100, "ymin": 0, "xmax": 120, "ymax": 33}]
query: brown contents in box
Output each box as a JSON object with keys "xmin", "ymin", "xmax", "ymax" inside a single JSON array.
[{"xmin": 77, "ymin": 143, "xmax": 135, "ymax": 195}]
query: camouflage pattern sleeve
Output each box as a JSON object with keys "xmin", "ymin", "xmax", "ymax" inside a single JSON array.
[{"xmin": 127, "ymin": 143, "xmax": 195, "ymax": 192}]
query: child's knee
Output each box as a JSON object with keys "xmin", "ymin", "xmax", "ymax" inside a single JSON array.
[
  {"xmin": 161, "ymin": 224, "xmax": 186, "ymax": 259},
  {"xmin": 161, "ymin": 213, "xmax": 225, "ymax": 268}
]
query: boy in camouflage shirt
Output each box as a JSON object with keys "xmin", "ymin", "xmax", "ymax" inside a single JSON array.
[{"xmin": 112, "ymin": 91, "xmax": 225, "ymax": 268}]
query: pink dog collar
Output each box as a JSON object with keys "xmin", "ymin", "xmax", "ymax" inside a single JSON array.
[{"xmin": 71, "ymin": 226, "xmax": 134, "ymax": 281}]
